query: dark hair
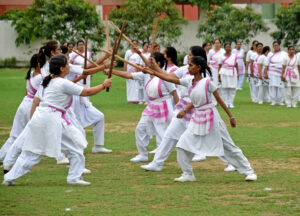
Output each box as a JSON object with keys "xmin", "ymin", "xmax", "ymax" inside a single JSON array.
[
  {"xmin": 202, "ymin": 42, "xmax": 211, "ymax": 49},
  {"xmin": 132, "ymin": 40, "xmax": 138, "ymax": 44},
  {"xmin": 142, "ymin": 42, "xmax": 149, "ymax": 47},
  {"xmin": 236, "ymin": 41, "xmax": 242, "ymax": 45},
  {"xmin": 273, "ymin": 41, "xmax": 280, "ymax": 46},
  {"xmin": 165, "ymin": 46, "xmax": 178, "ymax": 66},
  {"xmin": 224, "ymin": 42, "xmax": 231, "ymax": 48},
  {"xmin": 214, "ymin": 39, "xmax": 221, "ymax": 44},
  {"xmin": 67, "ymin": 42, "xmax": 73, "ymax": 47},
  {"xmin": 77, "ymin": 39, "xmax": 84, "ymax": 46},
  {"xmin": 262, "ymin": 46, "xmax": 270, "ymax": 54},
  {"xmin": 256, "ymin": 42, "xmax": 263, "ymax": 48},
  {"xmin": 61, "ymin": 45, "xmax": 68, "ymax": 54},
  {"xmin": 190, "ymin": 46, "xmax": 207, "ymax": 60},
  {"xmin": 190, "ymin": 56, "xmax": 210, "ymax": 78},
  {"xmin": 38, "ymin": 41, "xmax": 58, "ymax": 64},
  {"xmin": 251, "ymin": 40, "xmax": 259, "ymax": 50},
  {"xmin": 288, "ymin": 45, "xmax": 294, "ymax": 50},
  {"xmin": 42, "ymin": 54, "xmax": 68, "ymax": 88},
  {"xmin": 25, "ymin": 54, "xmax": 46, "ymax": 80},
  {"xmin": 153, "ymin": 52, "xmax": 166, "ymax": 69}
]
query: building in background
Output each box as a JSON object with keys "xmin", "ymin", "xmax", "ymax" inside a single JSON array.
[{"xmin": 0, "ymin": 0, "xmax": 296, "ymax": 62}]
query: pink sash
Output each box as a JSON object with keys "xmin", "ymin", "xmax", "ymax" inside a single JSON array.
[
  {"xmin": 188, "ymin": 78, "xmax": 214, "ymax": 135},
  {"xmin": 210, "ymin": 50, "xmax": 221, "ymax": 70},
  {"xmin": 167, "ymin": 64, "xmax": 178, "ymax": 74},
  {"xmin": 48, "ymin": 97, "xmax": 73, "ymax": 125},
  {"xmin": 143, "ymin": 78, "xmax": 169, "ymax": 123},
  {"xmin": 27, "ymin": 79, "xmax": 37, "ymax": 99},
  {"xmin": 221, "ymin": 54, "xmax": 237, "ymax": 76},
  {"xmin": 285, "ymin": 56, "xmax": 298, "ymax": 83},
  {"xmin": 268, "ymin": 51, "xmax": 282, "ymax": 75},
  {"xmin": 253, "ymin": 55, "xmax": 260, "ymax": 76}
]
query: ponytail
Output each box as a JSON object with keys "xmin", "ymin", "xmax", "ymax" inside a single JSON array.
[
  {"xmin": 26, "ymin": 54, "xmax": 43, "ymax": 80},
  {"xmin": 42, "ymin": 75, "xmax": 52, "ymax": 88},
  {"xmin": 190, "ymin": 56, "xmax": 211, "ymax": 78}
]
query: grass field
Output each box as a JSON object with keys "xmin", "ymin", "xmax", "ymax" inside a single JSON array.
[{"xmin": 0, "ymin": 68, "xmax": 299, "ymax": 216}]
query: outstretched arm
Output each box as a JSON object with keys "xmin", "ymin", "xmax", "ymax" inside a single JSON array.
[
  {"xmin": 83, "ymin": 62, "xmax": 110, "ymax": 75},
  {"xmin": 213, "ymin": 91, "xmax": 236, "ymax": 128},
  {"xmin": 86, "ymin": 54, "xmax": 110, "ymax": 69},
  {"xmin": 80, "ymin": 78, "xmax": 112, "ymax": 96}
]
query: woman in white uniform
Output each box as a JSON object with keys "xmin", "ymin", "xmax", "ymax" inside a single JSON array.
[
  {"xmin": 245, "ymin": 40, "xmax": 258, "ymax": 102},
  {"xmin": 0, "ymin": 54, "xmax": 45, "ymax": 163},
  {"xmin": 267, "ymin": 41, "xmax": 286, "ymax": 106},
  {"xmin": 141, "ymin": 46, "xmax": 209, "ymax": 172},
  {"xmin": 3, "ymin": 54, "xmax": 112, "ymax": 186},
  {"xmin": 108, "ymin": 53, "xmax": 178, "ymax": 163},
  {"xmin": 145, "ymin": 56, "xmax": 257, "ymax": 182},
  {"xmin": 207, "ymin": 39, "xmax": 225, "ymax": 87},
  {"xmin": 281, "ymin": 45, "xmax": 300, "ymax": 108},
  {"xmin": 257, "ymin": 46, "xmax": 271, "ymax": 104},
  {"xmin": 250, "ymin": 42, "xmax": 264, "ymax": 104},
  {"xmin": 232, "ymin": 41, "xmax": 245, "ymax": 90},
  {"xmin": 124, "ymin": 40, "xmax": 141, "ymax": 103},
  {"xmin": 218, "ymin": 43, "xmax": 239, "ymax": 108}
]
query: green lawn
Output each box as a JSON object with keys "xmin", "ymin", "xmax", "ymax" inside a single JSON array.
[{"xmin": 0, "ymin": 68, "xmax": 299, "ymax": 216}]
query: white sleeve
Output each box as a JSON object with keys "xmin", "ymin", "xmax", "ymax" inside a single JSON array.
[
  {"xmin": 250, "ymin": 53, "xmax": 256, "ymax": 61},
  {"xmin": 246, "ymin": 51, "xmax": 252, "ymax": 62},
  {"xmin": 218, "ymin": 56, "xmax": 223, "ymax": 65},
  {"xmin": 257, "ymin": 56, "xmax": 264, "ymax": 64},
  {"xmin": 69, "ymin": 64, "xmax": 84, "ymax": 75},
  {"xmin": 183, "ymin": 55, "xmax": 188, "ymax": 65},
  {"xmin": 131, "ymin": 72, "xmax": 144, "ymax": 81},
  {"xmin": 35, "ymin": 84, "xmax": 44, "ymax": 100},
  {"xmin": 62, "ymin": 79, "xmax": 84, "ymax": 96},
  {"xmin": 179, "ymin": 77, "xmax": 191, "ymax": 87},
  {"xmin": 124, "ymin": 50, "xmax": 130, "ymax": 61},
  {"xmin": 282, "ymin": 57, "xmax": 288, "ymax": 66},
  {"xmin": 174, "ymin": 66, "xmax": 185, "ymax": 78},
  {"xmin": 164, "ymin": 81, "xmax": 176, "ymax": 93},
  {"xmin": 207, "ymin": 50, "xmax": 212, "ymax": 61},
  {"xmin": 208, "ymin": 80, "xmax": 217, "ymax": 93}
]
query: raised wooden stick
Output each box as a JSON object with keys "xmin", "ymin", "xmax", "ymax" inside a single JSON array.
[
  {"xmin": 107, "ymin": 22, "xmax": 126, "ymax": 92},
  {"xmin": 151, "ymin": 18, "xmax": 159, "ymax": 57},
  {"xmin": 110, "ymin": 21, "xmax": 135, "ymax": 47},
  {"xmin": 105, "ymin": 15, "xmax": 111, "ymax": 51},
  {"xmin": 102, "ymin": 49, "xmax": 144, "ymax": 71},
  {"xmin": 72, "ymin": 49, "xmax": 100, "ymax": 67},
  {"xmin": 83, "ymin": 36, "xmax": 88, "ymax": 84}
]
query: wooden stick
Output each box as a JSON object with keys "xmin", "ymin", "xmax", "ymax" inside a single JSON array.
[
  {"xmin": 151, "ymin": 18, "xmax": 159, "ymax": 57},
  {"xmin": 110, "ymin": 21, "xmax": 135, "ymax": 47},
  {"xmin": 105, "ymin": 15, "xmax": 111, "ymax": 51},
  {"xmin": 72, "ymin": 49, "xmax": 100, "ymax": 67},
  {"xmin": 102, "ymin": 49, "xmax": 144, "ymax": 71},
  {"xmin": 83, "ymin": 36, "xmax": 88, "ymax": 84},
  {"xmin": 107, "ymin": 22, "xmax": 126, "ymax": 92}
]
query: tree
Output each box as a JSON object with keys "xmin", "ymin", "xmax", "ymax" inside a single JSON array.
[
  {"xmin": 197, "ymin": 4, "xmax": 268, "ymax": 44},
  {"xmin": 271, "ymin": 1, "xmax": 300, "ymax": 47},
  {"xmin": 108, "ymin": 0, "xmax": 187, "ymax": 46},
  {"xmin": 0, "ymin": 0, "xmax": 105, "ymax": 50},
  {"xmin": 176, "ymin": 0, "xmax": 231, "ymax": 10}
]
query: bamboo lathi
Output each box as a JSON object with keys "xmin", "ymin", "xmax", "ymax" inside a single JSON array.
[
  {"xmin": 83, "ymin": 36, "xmax": 88, "ymax": 84},
  {"xmin": 110, "ymin": 21, "xmax": 135, "ymax": 47}
]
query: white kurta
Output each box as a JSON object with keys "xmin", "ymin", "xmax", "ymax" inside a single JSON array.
[
  {"xmin": 125, "ymin": 50, "xmax": 141, "ymax": 102},
  {"xmin": 282, "ymin": 55, "xmax": 300, "ymax": 87},
  {"xmin": 176, "ymin": 78, "xmax": 224, "ymax": 156},
  {"xmin": 232, "ymin": 49, "xmax": 245, "ymax": 74},
  {"xmin": 219, "ymin": 54, "xmax": 238, "ymax": 89},
  {"xmin": 208, "ymin": 48, "xmax": 225, "ymax": 86},
  {"xmin": 22, "ymin": 78, "xmax": 87, "ymax": 158},
  {"xmin": 268, "ymin": 51, "xmax": 286, "ymax": 88}
]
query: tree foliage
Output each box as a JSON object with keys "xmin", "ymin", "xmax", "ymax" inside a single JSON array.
[
  {"xmin": 0, "ymin": 0, "xmax": 105, "ymax": 49},
  {"xmin": 197, "ymin": 4, "xmax": 268, "ymax": 44},
  {"xmin": 271, "ymin": 1, "xmax": 300, "ymax": 47},
  {"xmin": 108, "ymin": 0, "xmax": 187, "ymax": 46},
  {"xmin": 176, "ymin": 0, "xmax": 231, "ymax": 9}
]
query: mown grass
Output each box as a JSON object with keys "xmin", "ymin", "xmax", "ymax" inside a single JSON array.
[{"xmin": 0, "ymin": 68, "xmax": 299, "ymax": 216}]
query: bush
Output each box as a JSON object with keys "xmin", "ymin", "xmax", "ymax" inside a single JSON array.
[
  {"xmin": 0, "ymin": 57, "xmax": 17, "ymax": 68},
  {"xmin": 177, "ymin": 52, "xmax": 187, "ymax": 67}
]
